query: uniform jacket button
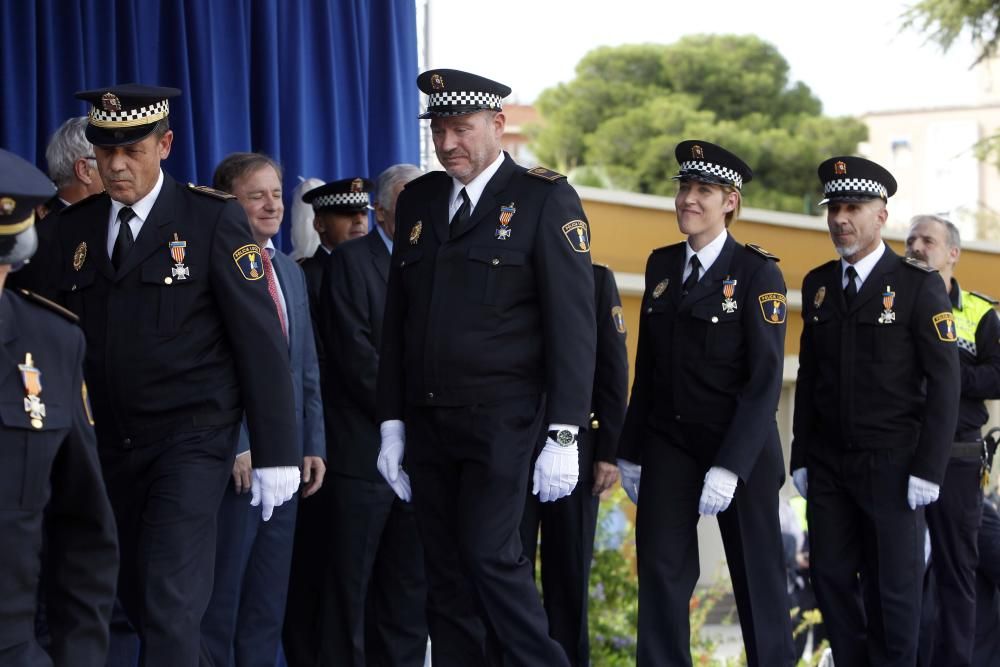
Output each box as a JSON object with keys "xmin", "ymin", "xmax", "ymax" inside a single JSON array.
[
  {"xmin": 427, "ymin": 392, "xmax": 434, "ymax": 399},
  {"xmin": 123, "ymin": 437, "xmax": 132, "ymax": 447}
]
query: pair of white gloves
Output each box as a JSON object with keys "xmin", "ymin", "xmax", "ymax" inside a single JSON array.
[
  {"xmin": 792, "ymin": 467, "xmax": 940, "ymax": 510},
  {"xmin": 376, "ymin": 420, "xmax": 581, "ymax": 503},
  {"xmin": 618, "ymin": 459, "xmax": 739, "ymax": 515},
  {"xmin": 250, "ymin": 466, "xmax": 301, "ymax": 521}
]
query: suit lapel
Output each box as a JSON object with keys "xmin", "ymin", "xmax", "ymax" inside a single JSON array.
[
  {"xmin": 369, "ymin": 231, "xmax": 390, "ymax": 283},
  {"xmin": 679, "ymin": 234, "xmax": 736, "ymax": 310},
  {"xmin": 83, "ymin": 195, "xmax": 115, "ymax": 281},
  {"xmin": 430, "ymin": 187, "xmax": 450, "ymax": 245},
  {"xmin": 116, "ymin": 175, "xmax": 177, "ymax": 280},
  {"xmin": 849, "ymin": 246, "xmax": 899, "ymax": 314},
  {"xmin": 0, "ymin": 294, "xmax": 16, "ymax": 389},
  {"xmin": 450, "ymin": 155, "xmax": 517, "ymax": 242},
  {"xmin": 272, "ymin": 252, "xmax": 295, "ymax": 354}
]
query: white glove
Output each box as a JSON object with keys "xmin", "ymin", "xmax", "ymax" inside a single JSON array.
[
  {"xmin": 792, "ymin": 467, "xmax": 808, "ymax": 498},
  {"xmin": 907, "ymin": 475, "xmax": 940, "ymax": 510},
  {"xmin": 532, "ymin": 426, "xmax": 580, "ymax": 503},
  {"xmin": 251, "ymin": 466, "xmax": 301, "ymax": 521},
  {"xmin": 699, "ymin": 466, "xmax": 739, "ymax": 516},
  {"xmin": 377, "ymin": 420, "xmax": 411, "ymax": 502},
  {"xmin": 618, "ymin": 458, "xmax": 642, "ymax": 505}
]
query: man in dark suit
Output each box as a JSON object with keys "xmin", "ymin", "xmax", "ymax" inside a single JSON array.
[
  {"xmin": 376, "ymin": 69, "xmax": 596, "ymax": 667},
  {"xmin": 9, "ymin": 116, "xmax": 103, "ymax": 298},
  {"xmin": 50, "ymin": 85, "xmax": 301, "ymax": 666},
  {"xmin": 316, "ymin": 163, "xmax": 428, "ymax": 666},
  {"xmin": 200, "ymin": 153, "xmax": 326, "ymax": 667},
  {"xmin": 0, "ymin": 147, "xmax": 118, "ymax": 666},
  {"xmin": 520, "ymin": 262, "xmax": 628, "ymax": 667},
  {"xmin": 791, "ymin": 156, "xmax": 961, "ymax": 667}
]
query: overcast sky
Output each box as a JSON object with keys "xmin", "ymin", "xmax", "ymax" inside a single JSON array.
[{"xmin": 424, "ymin": 0, "xmax": 983, "ymax": 117}]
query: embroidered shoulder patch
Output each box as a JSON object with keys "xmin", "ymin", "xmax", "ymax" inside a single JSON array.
[
  {"xmin": 933, "ymin": 312, "xmax": 958, "ymax": 342},
  {"xmin": 527, "ymin": 166, "xmax": 566, "ymax": 182},
  {"xmin": 612, "ymin": 305, "xmax": 627, "ymax": 334},
  {"xmin": 561, "ymin": 220, "xmax": 590, "ymax": 252},
  {"xmin": 746, "ymin": 243, "xmax": 780, "ymax": 262},
  {"xmin": 758, "ymin": 292, "xmax": 787, "ymax": 324},
  {"xmin": 233, "ymin": 244, "xmax": 265, "ymax": 281},
  {"xmin": 188, "ymin": 183, "xmax": 236, "ymax": 200}
]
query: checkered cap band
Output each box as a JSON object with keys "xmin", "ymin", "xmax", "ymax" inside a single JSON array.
[
  {"xmin": 823, "ymin": 177, "xmax": 888, "ymax": 199},
  {"xmin": 311, "ymin": 191, "xmax": 370, "ymax": 209},
  {"xmin": 89, "ymin": 100, "xmax": 170, "ymax": 128},
  {"xmin": 426, "ymin": 91, "xmax": 503, "ymax": 112},
  {"xmin": 678, "ymin": 160, "xmax": 743, "ymax": 189}
]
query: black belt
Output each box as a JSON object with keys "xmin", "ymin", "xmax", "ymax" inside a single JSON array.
[{"xmin": 952, "ymin": 441, "xmax": 985, "ymax": 459}]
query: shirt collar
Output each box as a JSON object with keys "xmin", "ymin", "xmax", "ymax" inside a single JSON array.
[
  {"xmin": 684, "ymin": 228, "xmax": 728, "ymax": 273},
  {"xmin": 376, "ymin": 224, "xmax": 393, "ymax": 253},
  {"xmin": 263, "ymin": 238, "xmax": 276, "ymax": 258},
  {"xmin": 450, "ymin": 151, "xmax": 505, "ymax": 214},
  {"xmin": 110, "ymin": 168, "xmax": 164, "ymax": 223},
  {"xmin": 841, "ymin": 240, "xmax": 886, "ymax": 286},
  {"xmin": 950, "ymin": 277, "xmax": 962, "ymax": 310}
]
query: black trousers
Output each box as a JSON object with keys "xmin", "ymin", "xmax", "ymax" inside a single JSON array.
[
  {"xmin": 635, "ymin": 427, "xmax": 794, "ymax": 667},
  {"xmin": 973, "ymin": 501, "xmax": 1000, "ymax": 667},
  {"xmin": 519, "ymin": 438, "xmax": 599, "ymax": 667},
  {"xmin": 319, "ymin": 474, "xmax": 428, "ymax": 667},
  {"xmin": 99, "ymin": 425, "xmax": 238, "ymax": 667},
  {"xmin": 808, "ymin": 446, "xmax": 926, "ymax": 667},
  {"xmin": 923, "ymin": 457, "xmax": 983, "ymax": 667},
  {"xmin": 406, "ymin": 397, "xmax": 570, "ymax": 667}
]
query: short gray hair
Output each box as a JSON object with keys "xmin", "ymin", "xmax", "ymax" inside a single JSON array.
[
  {"xmin": 910, "ymin": 214, "xmax": 961, "ymax": 249},
  {"xmin": 45, "ymin": 117, "xmax": 93, "ymax": 188},
  {"xmin": 375, "ymin": 163, "xmax": 423, "ymax": 209},
  {"xmin": 212, "ymin": 152, "xmax": 283, "ymax": 194}
]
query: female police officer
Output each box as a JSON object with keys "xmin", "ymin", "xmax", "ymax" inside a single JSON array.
[{"xmin": 617, "ymin": 140, "xmax": 795, "ymax": 666}]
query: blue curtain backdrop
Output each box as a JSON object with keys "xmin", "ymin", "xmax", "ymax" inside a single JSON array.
[{"xmin": 0, "ymin": 0, "xmax": 419, "ymax": 251}]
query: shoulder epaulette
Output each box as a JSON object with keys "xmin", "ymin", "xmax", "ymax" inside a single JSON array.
[
  {"xmin": 903, "ymin": 256, "xmax": 936, "ymax": 273},
  {"xmin": 970, "ymin": 290, "xmax": 999, "ymax": 305},
  {"xmin": 650, "ymin": 243, "xmax": 679, "ymax": 255},
  {"xmin": 61, "ymin": 191, "xmax": 105, "ymax": 213},
  {"xmin": 187, "ymin": 183, "xmax": 236, "ymax": 200},
  {"xmin": 404, "ymin": 171, "xmax": 450, "ymax": 189},
  {"xmin": 17, "ymin": 289, "xmax": 79, "ymax": 323},
  {"xmin": 526, "ymin": 166, "xmax": 566, "ymax": 183},
  {"xmin": 746, "ymin": 243, "xmax": 780, "ymax": 262}
]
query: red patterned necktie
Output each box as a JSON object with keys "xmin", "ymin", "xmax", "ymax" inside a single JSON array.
[{"xmin": 260, "ymin": 249, "xmax": 288, "ymax": 340}]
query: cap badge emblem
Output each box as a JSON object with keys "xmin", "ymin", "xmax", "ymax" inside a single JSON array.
[
  {"xmin": 0, "ymin": 197, "xmax": 15, "ymax": 216},
  {"xmin": 350, "ymin": 178, "xmax": 364, "ymax": 193},
  {"xmin": 101, "ymin": 92, "xmax": 122, "ymax": 112},
  {"xmin": 834, "ymin": 160, "xmax": 847, "ymax": 175},
  {"xmin": 409, "ymin": 221, "xmax": 423, "ymax": 245},
  {"xmin": 652, "ymin": 278, "xmax": 669, "ymax": 299},
  {"xmin": 692, "ymin": 144, "xmax": 704, "ymax": 159},
  {"xmin": 73, "ymin": 242, "xmax": 87, "ymax": 271},
  {"xmin": 431, "ymin": 74, "xmax": 445, "ymax": 90}
]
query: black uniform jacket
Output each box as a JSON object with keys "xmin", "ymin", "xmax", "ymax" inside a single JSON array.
[
  {"xmin": 790, "ymin": 246, "xmax": 961, "ymax": 484},
  {"xmin": 376, "ymin": 154, "xmax": 596, "ymax": 428},
  {"xmin": 321, "ymin": 231, "xmax": 389, "ymax": 480},
  {"xmin": 589, "ymin": 264, "xmax": 629, "ymax": 465},
  {"xmin": 52, "ymin": 175, "xmax": 298, "ymax": 467},
  {"xmin": 618, "ymin": 234, "xmax": 787, "ymax": 483},
  {"xmin": 0, "ymin": 290, "xmax": 118, "ymax": 666}
]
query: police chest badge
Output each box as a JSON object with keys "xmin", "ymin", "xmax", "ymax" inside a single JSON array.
[
  {"xmin": 652, "ymin": 279, "xmax": 669, "ymax": 299},
  {"xmin": 496, "ymin": 203, "xmax": 516, "ymax": 240},
  {"xmin": 721, "ymin": 277, "xmax": 738, "ymax": 313},
  {"xmin": 562, "ymin": 220, "xmax": 590, "ymax": 253},
  {"xmin": 612, "ymin": 305, "xmax": 627, "ymax": 334},
  {"xmin": 72, "ymin": 242, "xmax": 87, "ymax": 271},
  {"xmin": 933, "ymin": 312, "xmax": 958, "ymax": 342},
  {"xmin": 18, "ymin": 353, "xmax": 45, "ymax": 429},
  {"xmin": 169, "ymin": 233, "xmax": 190, "ymax": 281},
  {"xmin": 878, "ymin": 286, "xmax": 896, "ymax": 324},
  {"xmin": 758, "ymin": 293, "xmax": 787, "ymax": 324},
  {"xmin": 232, "ymin": 244, "xmax": 264, "ymax": 281},
  {"xmin": 409, "ymin": 221, "xmax": 423, "ymax": 245}
]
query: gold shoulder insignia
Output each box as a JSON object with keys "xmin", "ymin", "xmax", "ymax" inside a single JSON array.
[
  {"xmin": 188, "ymin": 183, "xmax": 236, "ymax": 200},
  {"xmin": 970, "ymin": 290, "xmax": 999, "ymax": 305},
  {"xmin": 61, "ymin": 191, "xmax": 105, "ymax": 213},
  {"xmin": 746, "ymin": 243, "xmax": 780, "ymax": 262},
  {"xmin": 17, "ymin": 289, "xmax": 79, "ymax": 323},
  {"xmin": 526, "ymin": 166, "xmax": 566, "ymax": 182},
  {"xmin": 903, "ymin": 256, "xmax": 935, "ymax": 273}
]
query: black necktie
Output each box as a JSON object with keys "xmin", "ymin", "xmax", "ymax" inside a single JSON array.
[
  {"xmin": 449, "ymin": 188, "xmax": 471, "ymax": 239},
  {"xmin": 844, "ymin": 265, "xmax": 859, "ymax": 305},
  {"xmin": 112, "ymin": 206, "xmax": 136, "ymax": 270},
  {"xmin": 682, "ymin": 255, "xmax": 701, "ymax": 294}
]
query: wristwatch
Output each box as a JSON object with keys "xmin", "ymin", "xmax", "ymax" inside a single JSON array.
[{"xmin": 548, "ymin": 428, "xmax": 577, "ymax": 447}]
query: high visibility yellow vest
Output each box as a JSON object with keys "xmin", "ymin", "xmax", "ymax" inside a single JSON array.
[{"xmin": 954, "ymin": 289, "xmax": 998, "ymax": 357}]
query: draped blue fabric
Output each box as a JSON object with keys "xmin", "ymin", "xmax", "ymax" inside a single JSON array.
[{"xmin": 0, "ymin": 0, "xmax": 419, "ymax": 251}]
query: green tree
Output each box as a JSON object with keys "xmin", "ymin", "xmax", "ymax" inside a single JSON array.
[
  {"xmin": 530, "ymin": 36, "xmax": 867, "ymax": 215},
  {"xmin": 903, "ymin": 0, "xmax": 1000, "ymax": 64}
]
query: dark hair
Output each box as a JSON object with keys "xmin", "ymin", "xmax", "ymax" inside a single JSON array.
[
  {"xmin": 151, "ymin": 117, "xmax": 171, "ymax": 140},
  {"xmin": 212, "ymin": 152, "xmax": 283, "ymax": 193}
]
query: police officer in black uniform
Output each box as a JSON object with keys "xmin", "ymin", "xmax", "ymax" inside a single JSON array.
[
  {"xmin": 49, "ymin": 85, "xmax": 301, "ymax": 666},
  {"xmin": 375, "ymin": 69, "xmax": 596, "ymax": 667},
  {"xmin": 0, "ymin": 147, "xmax": 118, "ymax": 666},
  {"xmin": 906, "ymin": 214, "xmax": 1000, "ymax": 667},
  {"xmin": 791, "ymin": 156, "xmax": 961, "ymax": 667},
  {"xmin": 519, "ymin": 262, "xmax": 628, "ymax": 667},
  {"xmin": 617, "ymin": 140, "xmax": 795, "ymax": 667}
]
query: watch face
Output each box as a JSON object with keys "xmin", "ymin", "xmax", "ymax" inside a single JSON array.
[{"xmin": 556, "ymin": 429, "xmax": 574, "ymax": 446}]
